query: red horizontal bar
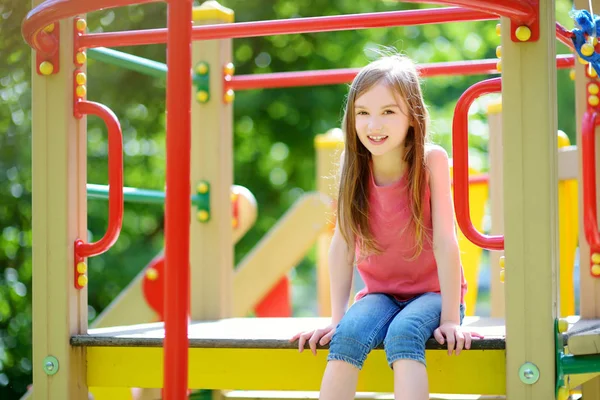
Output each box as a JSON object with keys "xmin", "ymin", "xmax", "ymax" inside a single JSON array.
[
  {"xmin": 228, "ymin": 55, "xmax": 574, "ymax": 91},
  {"xmin": 399, "ymin": 0, "xmax": 536, "ymax": 25},
  {"xmin": 452, "ymin": 77, "xmax": 504, "ymax": 251},
  {"xmin": 78, "ymin": 7, "xmax": 495, "ymax": 49},
  {"xmin": 22, "ymin": 0, "xmax": 162, "ymax": 55}
]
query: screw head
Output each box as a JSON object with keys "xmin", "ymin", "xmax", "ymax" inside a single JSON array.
[
  {"xmin": 43, "ymin": 356, "xmax": 59, "ymax": 375},
  {"xmin": 519, "ymin": 362, "xmax": 539, "ymax": 384}
]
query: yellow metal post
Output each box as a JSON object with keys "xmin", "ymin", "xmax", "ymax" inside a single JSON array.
[
  {"xmin": 500, "ymin": 2, "xmax": 559, "ymax": 398},
  {"xmin": 31, "ymin": 4, "xmax": 88, "ymax": 399}
]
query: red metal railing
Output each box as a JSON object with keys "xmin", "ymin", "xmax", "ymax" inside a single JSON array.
[
  {"xmin": 163, "ymin": 0, "xmax": 192, "ymax": 398},
  {"xmin": 556, "ymin": 22, "xmax": 575, "ymax": 50},
  {"xmin": 582, "ymin": 111, "xmax": 600, "ymax": 260},
  {"xmin": 74, "ymin": 101, "xmax": 124, "ymax": 258},
  {"xmin": 78, "ymin": 7, "xmax": 495, "ymax": 49},
  {"xmin": 400, "ymin": 0, "xmax": 537, "ymax": 25},
  {"xmin": 21, "ymin": 0, "xmax": 161, "ymax": 56},
  {"xmin": 452, "ymin": 77, "xmax": 504, "ymax": 250},
  {"xmin": 228, "ymin": 55, "xmax": 575, "ymax": 91}
]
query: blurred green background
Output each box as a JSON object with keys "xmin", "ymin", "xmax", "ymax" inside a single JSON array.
[{"xmin": 0, "ymin": 0, "xmax": 578, "ymax": 397}]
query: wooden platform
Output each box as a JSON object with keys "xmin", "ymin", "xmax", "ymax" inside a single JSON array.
[
  {"xmin": 76, "ymin": 317, "xmax": 507, "ymax": 395},
  {"xmin": 565, "ymin": 318, "xmax": 600, "ymax": 356},
  {"xmin": 73, "ymin": 316, "xmax": 506, "ymax": 350}
]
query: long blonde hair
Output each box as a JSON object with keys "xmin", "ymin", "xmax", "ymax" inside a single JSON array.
[{"xmin": 337, "ymin": 54, "xmax": 430, "ymax": 259}]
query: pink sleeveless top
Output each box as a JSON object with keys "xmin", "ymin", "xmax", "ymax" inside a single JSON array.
[{"xmin": 354, "ymin": 169, "xmax": 467, "ymax": 304}]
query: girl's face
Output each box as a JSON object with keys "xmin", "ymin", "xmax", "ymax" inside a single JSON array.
[{"xmin": 354, "ymin": 82, "xmax": 411, "ymax": 158}]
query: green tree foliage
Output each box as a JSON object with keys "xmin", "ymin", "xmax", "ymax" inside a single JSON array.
[{"xmin": 0, "ymin": 0, "xmax": 578, "ymax": 397}]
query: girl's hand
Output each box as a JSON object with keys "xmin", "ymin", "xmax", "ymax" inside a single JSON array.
[
  {"xmin": 289, "ymin": 324, "xmax": 336, "ymax": 355},
  {"xmin": 433, "ymin": 322, "xmax": 484, "ymax": 356}
]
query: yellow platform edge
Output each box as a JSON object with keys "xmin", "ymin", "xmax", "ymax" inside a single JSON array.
[{"xmin": 87, "ymin": 347, "xmax": 506, "ymax": 395}]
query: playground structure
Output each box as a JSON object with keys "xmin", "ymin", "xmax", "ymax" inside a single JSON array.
[{"xmin": 19, "ymin": 0, "xmax": 600, "ymax": 399}]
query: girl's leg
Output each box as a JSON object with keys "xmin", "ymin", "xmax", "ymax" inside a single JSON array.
[
  {"xmin": 383, "ymin": 293, "xmax": 446, "ymax": 400},
  {"xmin": 323, "ymin": 293, "xmax": 400, "ymax": 400},
  {"xmin": 392, "ymin": 359, "xmax": 428, "ymax": 400},
  {"xmin": 318, "ymin": 360, "xmax": 360, "ymax": 400}
]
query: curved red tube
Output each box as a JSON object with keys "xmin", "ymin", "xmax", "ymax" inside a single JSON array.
[
  {"xmin": 75, "ymin": 101, "xmax": 124, "ymax": 258},
  {"xmin": 399, "ymin": 0, "xmax": 536, "ymax": 25},
  {"xmin": 21, "ymin": 0, "xmax": 161, "ymax": 55},
  {"xmin": 452, "ymin": 77, "xmax": 504, "ymax": 250},
  {"xmin": 582, "ymin": 110, "xmax": 600, "ymax": 255}
]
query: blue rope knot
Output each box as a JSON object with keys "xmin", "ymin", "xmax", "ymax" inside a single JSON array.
[{"xmin": 570, "ymin": 9, "xmax": 600, "ymax": 75}]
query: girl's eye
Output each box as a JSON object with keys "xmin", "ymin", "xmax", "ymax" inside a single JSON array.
[
  {"xmin": 383, "ymin": 110, "xmax": 395, "ymax": 114},
  {"xmin": 356, "ymin": 111, "xmax": 368, "ymax": 115}
]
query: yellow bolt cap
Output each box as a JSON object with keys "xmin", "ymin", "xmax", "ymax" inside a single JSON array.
[
  {"xmin": 224, "ymin": 62, "xmax": 235, "ymax": 76},
  {"xmin": 495, "ymin": 46, "xmax": 501, "ymax": 58},
  {"xmin": 76, "ymin": 52, "xmax": 87, "ymax": 65},
  {"xmin": 146, "ymin": 267, "xmax": 159, "ymax": 281},
  {"xmin": 196, "ymin": 91, "xmax": 209, "ymax": 103},
  {"xmin": 77, "ymin": 275, "xmax": 88, "ymax": 287},
  {"xmin": 592, "ymin": 264, "xmax": 600, "ymax": 276},
  {"xmin": 579, "ymin": 56, "xmax": 589, "ymax": 65},
  {"xmin": 590, "ymin": 83, "xmax": 600, "ymax": 95},
  {"xmin": 582, "ymin": 42, "xmax": 595, "ymax": 57},
  {"xmin": 44, "ymin": 23, "xmax": 55, "ymax": 33},
  {"xmin": 495, "ymin": 23, "xmax": 501, "ymax": 36},
  {"xmin": 589, "ymin": 95, "xmax": 600, "ymax": 107},
  {"xmin": 76, "ymin": 19, "xmax": 87, "ymax": 33},
  {"xmin": 515, "ymin": 26, "xmax": 531, "ymax": 42},
  {"xmin": 197, "ymin": 182, "xmax": 208, "ymax": 193},
  {"xmin": 499, "ymin": 269, "xmax": 505, "ymax": 283},
  {"xmin": 76, "ymin": 262, "xmax": 87, "ymax": 274},
  {"xmin": 590, "ymin": 65, "xmax": 598, "ymax": 77},
  {"xmin": 196, "ymin": 63, "xmax": 208, "ymax": 75},
  {"xmin": 592, "ymin": 253, "xmax": 600, "ymax": 264},
  {"xmin": 39, "ymin": 61, "xmax": 54, "ymax": 76},
  {"xmin": 224, "ymin": 89, "xmax": 235, "ymax": 103},
  {"xmin": 557, "ymin": 318, "xmax": 569, "ymax": 334},
  {"xmin": 76, "ymin": 85, "xmax": 87, "ymax": 98},
  {"xmin": 496, "ymin": 60, "xmax": 502, "ymax": 72},
  {"xmin": 569, "ymin": 69, "xmax": 576, "ymax": 81},
  {"xmin": 499, "ymin": 256, "xmax": 505, "ymax": 269},
  {"xmin": 197, "ymin": 210, "xmax": 209, "ymax": 221},
  {"xmin": 76, "ymin": 72, "xmax": 87, "ymax": 85}
]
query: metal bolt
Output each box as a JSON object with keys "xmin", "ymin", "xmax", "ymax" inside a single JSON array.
[
  {"xmin": 519, "ymin": 362, "xmax": 540, "ymax": 384},
  {"xmin": 43, "ymin": 356, "xmax": 59, "ymax": 375}
]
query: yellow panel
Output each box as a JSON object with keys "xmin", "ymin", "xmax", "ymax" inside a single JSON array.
[
  {"xmin": 87, "ymin": 347, "xmax": 505, "ymax": 395},
  {"xmin": 89, "ymin": 387, "xmax": 132, "ymax": 400}
]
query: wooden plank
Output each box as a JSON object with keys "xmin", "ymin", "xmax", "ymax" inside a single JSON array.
[
  {"xmin": 86, "ymin": 346, "xmax": 507, "ymax": 394},
  {"xmin": 574, "ymin": 0, "xmax": 600, "ymax": 396},
  {"xmin": 31, "ymin": 5, "xmax": 88, "ymax": 400},
  {"xmin": 73, "ymin": 317, "xmax": 506, "ymax": 350},
  {"xmin": 567, "ymin": 319, "xmax": 600, "ymax": 355},
  {"xmin": 500, "ymin": 2, "xmax": 559, "ymax": 398}
]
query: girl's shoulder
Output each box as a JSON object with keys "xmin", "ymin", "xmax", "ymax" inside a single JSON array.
[{"xmin": 424, "ymin": 143, "xmax": 449, "ymax": 165}]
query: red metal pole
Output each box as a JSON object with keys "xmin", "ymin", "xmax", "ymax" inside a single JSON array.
[
  {"xmin": 75, "ymin": 101, "xmax": 124, "ymax": 258},
  {"xmin": 228, "ymin": 55, "xmax": 574, "ymax": 91},
  {"xmin": 399, "ymin": 0, "xmax": 536, "ymax": 25},
  {"xmin": 582, "ymin": 111, "xmax": 600, "ymax": 258},
  {"xmin": 452, "ymin": 77, "xmax": 504, "ymax": 251},
  {"xmin": 21, "ymin": 0, "xmax": 162, "ymax": 55},
  {"xmin": 163, "ymin": 0, "xmax": 192, "ymax": 398},
  {"xmin": 78, "ymin": 7, "xmax": 495, "ymax": 49}
]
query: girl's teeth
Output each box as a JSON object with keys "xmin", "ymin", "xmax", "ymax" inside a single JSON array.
[{"xmin": 368, "ymin": 135, "xmax": 387, "ymax": 141}]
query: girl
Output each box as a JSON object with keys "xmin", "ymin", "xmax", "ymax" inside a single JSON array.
[{"xmin": 291, "ymin": 54, "xmax": 479, "ymax": 400}]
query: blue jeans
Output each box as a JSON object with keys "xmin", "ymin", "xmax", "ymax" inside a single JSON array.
[{"xmin": 327, "ymin": 292, "xmax": 465, "ymax": 369}]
